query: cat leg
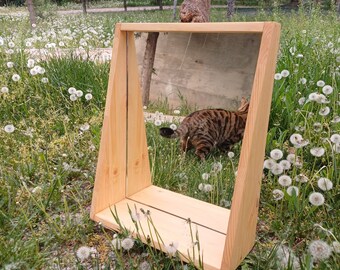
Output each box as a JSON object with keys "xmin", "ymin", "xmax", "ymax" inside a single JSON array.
[
  {"xmin": 194, "ymin": 140, "xmax": 213, "ymax": 161},
  {"xmin": 218, "ymin": 141, "xmax": 232, "ymax": 153}
]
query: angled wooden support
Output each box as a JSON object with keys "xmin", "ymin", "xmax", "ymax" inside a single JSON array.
[{"xmin": 91, "ymin": 22, "xmax": 280, "ymax": 270}]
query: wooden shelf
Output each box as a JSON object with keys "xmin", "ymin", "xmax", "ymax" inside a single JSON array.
[{"xmin": 93, "ymin": 185, "xmax": 230, "ymax": 270}]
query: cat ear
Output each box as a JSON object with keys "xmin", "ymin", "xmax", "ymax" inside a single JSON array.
[{"xmin": 240, "ymin": 97, "xmax": 247, "ymax": 106}]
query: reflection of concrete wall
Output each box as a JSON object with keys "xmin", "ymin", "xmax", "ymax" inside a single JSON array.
[{"xmin": 136, "ymin": 32, "xmax": 261, "ymax": 110}]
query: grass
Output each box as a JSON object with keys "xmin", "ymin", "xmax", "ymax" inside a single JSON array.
[{"xmin": 0, "ymin": 5, "xmax": 339, "ymax": 270}]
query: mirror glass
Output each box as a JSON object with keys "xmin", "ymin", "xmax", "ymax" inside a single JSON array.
[{"xmin": 132, "ymin": 31, "xmax": 261, "ymax": 207}]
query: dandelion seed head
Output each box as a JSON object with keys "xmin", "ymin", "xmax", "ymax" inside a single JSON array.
[
  {"xmin": 298, "ymin": 97, "xmax": 306, "ymax": 105},
  {"xmin": 316, "ymin": 80, "xmax": 325, "ymax": 87},
  {"xmin": 313, "ymin": 122, "xmax": 323, "ymax": 132},
  {"xmin": 287, "ymin": 186, "xmax": 299, "ymax": 196},
  {"xmin": 85, "ymin": 93, "xmax": 93, "ymax": 100},
  {"xmin": 289, "ymin": 46, "xmax": 296, "ymax": 55},
  {"xmin": 76, "ymin": 90, "xmax": 83, "ymax": 97},
  {"xmin": 263, "ymin": 158, "xmax": 276, "ymax": 170},
  {"xmin": 272, "ymin": 189, "xmax": 284, "ymax": 201},
  {"xmin": 154, "ymin": 119, "xmax": 162, "ymax": 126},
  {"xmin": 25, "ymin": 41, "xmax": 32, "ymax": 47},
  {"xmin": 41, "ymin": 77, "xmax": 48, "ymax": 83},
  {"xmin": 203, "ymin": 184, "xmax": 213, "ymax": 192},
  {"xmin": 173, "ymin": 109, "xmax": 180, "ymax": 114},
  {"xmin": 211, "ymin": 162, "xmax": 223, "ymax": 173},
  {"xmin": 111, "ymin": 238, "xmax": 121, "ymax": 249},
  {"xmin": 278, "ymin": 175, "xmax": 292, "ymax": 187},
  {"xmin": 80, "ymin": 123, "xmax": 90, "ymax": 131},
  {"xmin": 274, "ymin": 73, "xmax": 282, "ymax": 80},
  {"xmin": 227, "ymin": 151, "xmax": 235, "ymax": 158},
  {"xmin": 8, "ymin": 41, "xmax": 15, "ymax": 48},
  {"xmin": 279, "ymin": 160, "xmax": 291, "ymax": 170},
  {"xmin": 319, "ymin": 106, "xmax": 330, "ymax": 116},
  {"xmin": 170, "ymin": 123, "xmax": 177, "ymax": 130},
  {"xmin": 201, "ymin": 173, "xmax": 210, "ymax": 181},
  {"xmin": 309, "ymin": 192, "xmax": 325, "ymax": 206},
  {"xmin": 121, "ymin": 237, "xmax": 134, "ymax": 251},
  {"xmin": 299, "ymin": 77, "xmax": 307, "ymax": 84},
  {"xmin": 270, "ymin": 149, "xmax": 283, "ymax": 160},
  {"xmin": 295, "ymin": 174, "xmax": 308, "ymax": 183},
  {"xmin": 333, "ymin": 143, "xmax": 340, "ymax": 153},
  {"xmin": 271, "ymin": 163, "xmax": 284, "ymax": 175},
  {"xmin": 281, "ymin": 69, "xmax": 290, "ymax": 77},
  {"xmin": 6, "ymin": 61, "xmax": 14, "ymax": 68},
  {"xmin": 317, "ymin": 177, "xmax": 333, "ymax": 191},
  {"xmin": 12, "ymin": 74, "xmax": 20, "ymax": 82},
  {"xmin": 165, "ymin": 241, "xmax": 178, "ymax": 257},
  {"xmin": 322, "ymin": 85, "xmax": 333, "ymax": 95},
  {"xmin": 1, "ymin": 86, "xmax": 9, "ymax": 94},
  {"xmin": 4, "ymin": 124, "xmax": 15, "ymax": 133},
  {"xmin": 68, "ymin": 87, "xmax": 77, "ymax": 94},
  {"xmin": 290, "ymin": 133, "xmax": 303, "ymax": 145},
  {"xmin": 309, "ymin": 240, "xmax": 332, "ymax": 261},
  {"xmin": 332, "ymin": 241, "xmax": 340, "ymax": 254},
  {"xmin": 76, "ymin": 246, "xmax": 91, "ymax": 261},
  {"xmin": 330, "ymin": 134, "xmax": 340, "ymax": 144},
  {"xmin": 296, "ymin": 53, "xmax": 303, "ymax": 58},
  {"xmin": 70, "ymin": 94, "xmax": 77, "ymax": 101},
  {"xmin": 139, "ymin": 261, "xmax": 151, "ymax": 270},
  {"xmin": 310, "ymin": 147, "xmax": 325, "ymax": 157},
  {"xmin": 331, "ymin": 116, "xmax": 340, "ymax": 123}
]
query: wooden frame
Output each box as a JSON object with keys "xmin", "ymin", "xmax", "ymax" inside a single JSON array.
[{"xmin": 91, "ymin": 22, "xmax": 280, "ymax": 270}]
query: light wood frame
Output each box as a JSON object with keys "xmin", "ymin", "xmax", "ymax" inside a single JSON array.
[{"xmin": 91, "ymin": 22, "xmax": 280, "ymax": 270}]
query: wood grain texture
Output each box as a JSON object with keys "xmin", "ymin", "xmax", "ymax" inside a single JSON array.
[
  {"xmin": 221, "ymin": 22, "xmax": 281, "ymax": 270},
  {"xmin": 120, "ymin": 22, "xmax": 264, "ymax": 33},
  {"xmin": 90, "ymin": 24, "xmax": 127, "ymax": 217},
  {"xmin": 126, "ymin": 32, "xmax": 152, "ymax": 196},
  {"xmin": 93, "ymin": 188, "xmax": 229, "ymax": 270}
]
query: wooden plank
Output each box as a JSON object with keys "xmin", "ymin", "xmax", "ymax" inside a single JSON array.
[
  {"xmin": 120, "ymin": 22, "xmax": 265, "ymax": 33},
  {"xmin": 128, "ymin": 185, "xmax": 230, "ymax": 234},
  {"xmin": 221, "ymin": 22, "xmax": 281, "ymax": 270},
  {"xmin": 94, "ymin": 199, "xmax": 226, "ymax": 270},
  {"xmin": 90, "ymin": 25, "xmax": 127, "ymax": 217},
  {"xmin": 126, "ymin": 32, "xmax": 152, "ymax": 196}
]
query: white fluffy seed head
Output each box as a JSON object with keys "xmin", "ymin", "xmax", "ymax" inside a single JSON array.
[
  {"xmin": 309, "ymin": 192, "xmax": 325, "ymax": 206},
  {"xmin": 317, "ymin": 177, "xmax": 333, "ymax": 191}
]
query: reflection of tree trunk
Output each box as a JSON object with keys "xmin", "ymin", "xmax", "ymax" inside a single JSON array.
[
  {"xmin": 180, "ymin": 0, "xmax": 211, "ymax": 22},
  {"xmin": 141, "ymin": 32, "xmax": 159, "ymax": 106},
  {"xmin": 82, "ymin": 0, "xmax": 87, "ymax": 14},
  {"xmin": 173, "ymin": 0, "xmax": 178, "ymax": 20},
  {"xmin": 26, "ymin": 0, "xmax": 36, "ymax": 26},
  {"xmin": 226, "ymin": 0, "xmax": 235, "ymax": 21},
  {"xmin": 123, "ymin": 0, "xmax": 127, "ymax": 11}
]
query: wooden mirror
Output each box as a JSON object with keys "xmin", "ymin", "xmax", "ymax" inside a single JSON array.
[{"xmin": 90, "ymin": 22, "xmax": 280, "ymax": 270}]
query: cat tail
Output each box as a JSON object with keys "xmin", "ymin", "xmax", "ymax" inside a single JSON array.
[{"xmin": 159, "ymin": 127, "xmax": 180, "ymax": 139}]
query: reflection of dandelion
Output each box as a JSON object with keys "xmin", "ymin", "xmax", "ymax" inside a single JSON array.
[
  {"xmin": 309, "ymin": 240, "xmax": 332, "ymax": 261},
  {"xmin": 278, "ymin": 175, "xmax": 292, "ymax": 187},
  {"xmin": 317, "ymin": 177, "xmax": 333, "ymax": 191},
  {"xmin": 310, "ymin": 147, "xmax": 325, "ymax": 157},
  {"xmin": 309, "ymin": 192, "xmax": 325, "ymax": 206},
  {"xmin": 272, "ymin": 189, "xmax": 284, "ymax": 201}
]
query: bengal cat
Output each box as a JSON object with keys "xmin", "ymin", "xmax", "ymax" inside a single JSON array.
[{"xmin": 159, "ymin": 97, "xmax": 249, "ymax": 160}]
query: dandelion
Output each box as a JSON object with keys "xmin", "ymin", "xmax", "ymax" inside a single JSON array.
[
  {"xmin": 289, "ymin": 46, "xmax": 296, "ymax": 55},
  {"xmin": 290, "ymin": 133, "xmax": 303, "ymax": 145},
  {"xmin": 201, "ymin": 173, "xmax": 210, "ymax": 180},
  {"xmin": 41, "ymin": 77, "xmax": 49, "ymax": 83},
  {"xmin": 227, "ymin": 151, "xmax": 235, "ymax": 158},
  {"xmin": 308, "ymin": 92, "xmax": 318, "ymax": 101},
  {"xmin": 279, "ymin": 160, "xmax": 291, "ymax": 170},
  {"xmin": 12, "ymin": 74, "xmax": 20, "ymax": 82},
  {"xmin": 80, "ymin": 123, "xmax": 90, "ymax": 131},
  {"xmin": 281, "ymin": 70, "xmax": 290, "ymax": 77},
  {"xmin": 6, "ymin": 61, "xmax": 14, "ymax": 68},
  {"xmin": 310, "ymin": 147, "xmax": 325, "ymax": 157},
  {"xmin": 139, "ymin": 261, "xmax": 151, "ymax": 270},
  {"xmin": 70, "ymin": 94, "xmax": 77, "ymax": 101},
  {"xmin": 25, "ymin": 41, "xmax": 32, "ymax": 47},
  {"xmin": 4, "ymin": 124, "xmax": 15, "ymax": 133},
  {"xmin": 313, "ymin": 122, "xmax": 322, "ymax": 132},
  {"xmin": 287, "ymin": 186, "xmax": 299, "ymax": 196},
  {"xmin": 31, "ymin": 23, "xmax": 36, "ymax": 28},
  {"xmin": 154, "ymin": 119, "xmax": 162, "ymax": 126},
  {"xmin": 31, "ymin": 186, "xmax": 42, "ymax": 194},
  {"xmin": 170, "ymin": 123, "xmax": 177, "ymax": 130},
  {"xmin": 270, "ymin": 149, "xmax": 283, "ymax": 160},
  {"xmin": 76, "ymin": 246, "xmax": 91, "ymax": 261},
  {"xmin": 309, "ymin": 192, "xmax": 325, "ymax": 206},
  {"xmin": 299, "ymin": 77, "xmax": 307, "ymax": 84},
  {"xmin": 27, "ymin": 59, "xmax": 35, "ymax": 68},
  {"xmin": 165, "ymin": 241, "xmax": 178, "ymax": 257},
  {"xmin": 203, "ymin": 184, "xmax": 213, "ymax": 192},
  {"xmin": 322, "ymin": 85, "xmax": 333, "ymax": 95},
  {"xmin": 8, "ymin": 41, "xmax": 15, "ymax": 48},
  {"xmin": 316, "ymin": 80, "xmax": 325, "ymax": 87},
  {"xmin": 76, "ymin": 90, "xmax": 83, "ymax": 97},
  {"xmin": 296, "ymin": 53, "xmax": 303, "ymax": 58},
  {"xmin": 263, "ymin": 158, "xmax": 276, "ymax": 170},
  {"xmin": 121, "ymin": 237, "xmax": 134, "ymax": 251},
  {"xmin": 68, "ymin": 87, "xmax": 77, "ymax": 94},
  {"xmin": 111, "ymin": 238, "xmax": 121, "ymax": 249},
  {"xmin": 330, "ymin": 134, "xmax": 340, "ymax": 144},
  {"xmin": 298, "ymin": 97, "xmax": 306, "ymax": 105},
  {"xmin": 309, "ymin": 240, "xmax": 332, "ymax": 261},
  {"xmin": 173, "ymin": 109, "xmax": 180, "ymax": 114},
  {"xmin": 274, "ymin": 73, "xmax": 282, "ymax": 80},
  {"xmin": 1, "ymin": 86, "xmax": 9, "ymax": 94},
  {"xmin": 331, "ymin": 116, "xmax": 340, "ymax": 123},
  {"xmin": 315, "ymin": 94, "xmax": 328, "ymax": 104},
  {"xmin": 85, "ymin": 93, "xmax": 92, "ymax": 100},
  {"xmin": 317, "ymin": 177, "xmax": 333, "ymax": 191},
  {"xmin": 59, "ymin": 41, "xmax": 65, "ymax": 47},
  {"xmin": 278, "ymin": 175, "xmax": 292, "ymax": 187},
  {"xmin": 211, "ymin": 162, "xmax": 223, "ymax": 173},
  {"xmin": 319, "ymin": 107, "xmax": 330, "ymax": 116},
  {"xmin": 276, "ymin": 245, "xmax": 300, "ymax": 269},
  {"xmin": 332, "ymin": 241, "xmax": 340, "ymax": 254},
  {"xmin": 295, "ymin": 174, "xmax": 308, "ymax": 183},
  {"xmin": 271, "ymin": 163, "xmax": 284, "ymax": 175},
  {"xmin": 272, "ymin": 189, "xmax": 284, "ymax": 201},
  {"xmin": 332, "ymin": 143, "xmax": 340, "ymax": 153}
]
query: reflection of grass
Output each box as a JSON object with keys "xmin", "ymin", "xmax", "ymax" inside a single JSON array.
[{"xmin": 1, "ymin": 6, "xmax": 339, "ymax": 270}]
